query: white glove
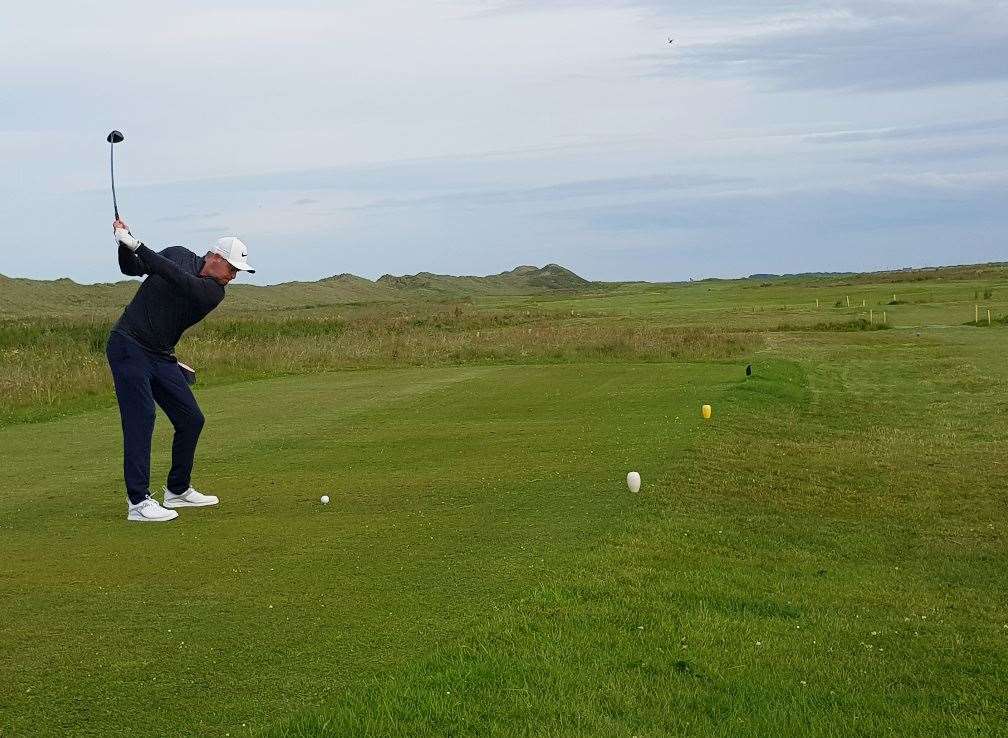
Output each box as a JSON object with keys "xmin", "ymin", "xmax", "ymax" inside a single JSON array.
[{"xmin": 114, "ymin": 227, "xmax": 143, "ymax": 252}]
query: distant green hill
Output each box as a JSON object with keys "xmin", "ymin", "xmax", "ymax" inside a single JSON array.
[
  {"xmin": 6, "ymin": 260, "xmax": 1007, "ymax": 319},
  {"xmin": 0, "ymin": 264, "xmax": 594, "ymax": 318},
  {"xmin": 376, "ymin": 264, "xmax": 591, "ymax": 296},
  {"xmin": 746, "ymin": 263, "xmax": 1008, "ymax": 284}
]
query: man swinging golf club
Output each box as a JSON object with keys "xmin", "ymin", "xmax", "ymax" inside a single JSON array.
[{"xmin": 108, "ymin": 220, "xmax": 255, "ymax": 521}]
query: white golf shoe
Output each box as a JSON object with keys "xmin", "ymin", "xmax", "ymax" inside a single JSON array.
[
  {"xmin": 162, "ymin": 486, "xmax": 219, "ymax": 509},
  {"xmin": 127, "ymin": 496, "xmax": 179, "ymax": 522}
]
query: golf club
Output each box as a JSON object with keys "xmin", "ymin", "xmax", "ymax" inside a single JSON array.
[{"xmin": 106, "ymin": 130, "xmax": 124, "ymax": 220}]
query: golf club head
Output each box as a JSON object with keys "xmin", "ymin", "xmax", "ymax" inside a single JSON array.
[{"xmin": 107, "ymin": 130, "xmax": 124, "ymax": 144}]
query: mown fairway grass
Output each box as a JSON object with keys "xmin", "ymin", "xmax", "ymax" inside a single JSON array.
[{"xmin": 2, "ymin": 277, "xmax": 1007, "ymax": 736}]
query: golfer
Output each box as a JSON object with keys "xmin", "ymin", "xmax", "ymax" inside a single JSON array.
[{"xmin": 108, "ymin": 219, "xmax": 255, "ymax": 522}]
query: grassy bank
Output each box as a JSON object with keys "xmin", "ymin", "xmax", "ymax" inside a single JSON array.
[{"xmin": 0, "ymin": 304, "xmax": 757, "ymax": 426}]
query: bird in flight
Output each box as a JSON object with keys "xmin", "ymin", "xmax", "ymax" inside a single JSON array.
[{"xmin": 668, "ymin": 38, "xmax": 675, "ymax": 44}]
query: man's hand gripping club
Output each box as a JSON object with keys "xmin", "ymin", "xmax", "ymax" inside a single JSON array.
[{"xmin": 113, "ymin": 218, "xmax": 143, "ymax": 252}]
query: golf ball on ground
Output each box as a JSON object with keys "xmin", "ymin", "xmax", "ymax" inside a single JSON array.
[
  {"xmin": 320, "ymin": 495, "xmax": 330, "ymax": 505},
  {"xmin": 627, "ymin": 472, "xmax": 641, "ymax": 493}
]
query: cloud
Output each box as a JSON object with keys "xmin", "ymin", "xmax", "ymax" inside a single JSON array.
[
  {"xmin": 188, "ymin": 226, "xmax": 230, "ymax": 234},
  {"xmin": 803, "ymin": 116, "xmax": 1008, "ymax": 144},
  {"xmin": 850, "ymin": 141, "xmax": 1008, "ymax": 166},
  {"xmin": 145, "ymin": 136, "xmax": 657, "ymax": 197},
  {"xmin": 347, "ymin": 173, "xmax": 750, "ymax": 211},
  {"xmin": 463, "ymin": 0, "xmax": 670, "ymax": 16},
  {"xmin": 647, "ymin": 1, "xmax": 1008, "ymax": 91},
  {"xmin": 555, "ymin": 170, "xmax": 1008, "ymax": 232},
  {"xmin": 156, "ymin": 211, "xmax": 222, "ymax": 222}
]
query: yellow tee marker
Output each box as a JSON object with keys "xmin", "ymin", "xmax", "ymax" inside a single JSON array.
[{"xmin": 702, "ymin": 404, "xmax": 712, "ymax": 420}]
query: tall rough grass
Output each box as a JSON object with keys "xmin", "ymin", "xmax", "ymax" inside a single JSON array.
[
  {"xmin": 773, "ymin": 318, "xmax": 891, "ymax": 332},
  {"xmin": 1, "ymin": 306, "xmax": 758, "ymax": 425},
  {"xmin": 0, "ymin": 318, "xmax": 114, "ymax": 424}
]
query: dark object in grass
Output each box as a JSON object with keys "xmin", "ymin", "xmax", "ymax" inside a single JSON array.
[{"xmin": 746, "ymin": 363, "xmax": 752, "ymax": 377}]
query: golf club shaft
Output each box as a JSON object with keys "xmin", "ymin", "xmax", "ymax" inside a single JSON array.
[{"xmin": 110, "ymin": 143, "xmax": 119, "ymax": 220}]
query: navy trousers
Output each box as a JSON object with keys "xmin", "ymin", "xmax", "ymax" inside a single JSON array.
[{"xmin": 106, "ymin": 331, "xmax": 205, "ymax": 504}]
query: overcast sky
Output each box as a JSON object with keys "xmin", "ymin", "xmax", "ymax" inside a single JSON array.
[{"xmin": 2, "ymin": 0, "xmax": 1006, "ymax": 284}]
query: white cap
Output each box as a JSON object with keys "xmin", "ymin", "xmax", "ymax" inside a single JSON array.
[{"xmin": 212, "ymin": 236, "xmax": 255, "ymax": 273}]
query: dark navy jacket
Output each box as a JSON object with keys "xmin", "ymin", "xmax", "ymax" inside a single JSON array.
[{"xmin": 112, "ymin": 244, "xmax": 225, "ymax": 356}]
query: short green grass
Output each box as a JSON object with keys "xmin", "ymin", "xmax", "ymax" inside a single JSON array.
[{"xmin": 1, "ymin": 273, "xmax": 1007, "ymax": 736}]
